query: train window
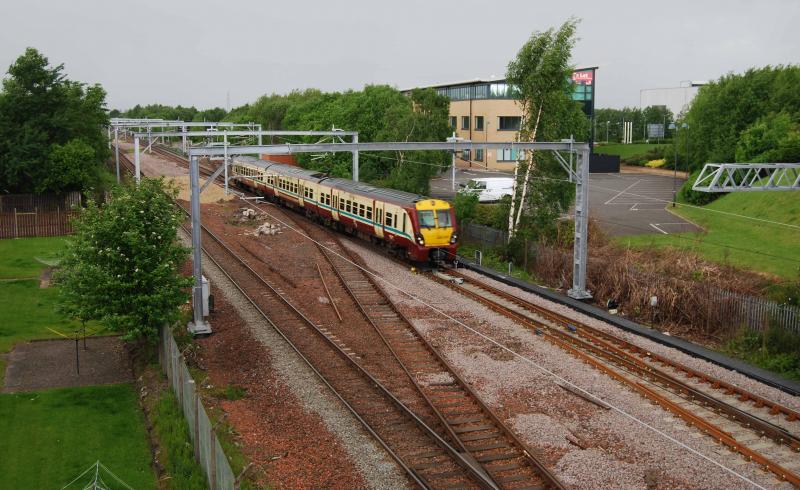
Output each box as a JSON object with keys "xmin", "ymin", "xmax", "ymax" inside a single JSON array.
[
  {"xmin": 418, "ymin": 210, "xmax": 435, "ymax": 228},
  {"xmin": 346, "ymin": 200, "xmax": 351, "ymax": 213},
  {"xmin": 402, "ymin": 214, "xmax": 407, "ymax": 232},
  {"xmin": 436, "ymin": 210, "xmax": 452, "ymax": 227},
  {"xmin": 359, "ymin": 204, "xmax": 365, "ymax": 217},
  {"xmin": 386, "ymin": 212, "xmax": 393, "ymax": 228},
  {"xmin": 366, "ymin": 208, "xmax": 372, "ymax": 221},
  {"xmin": 377, "ymin": 209, "xmax": 382, "ymax": 225}
]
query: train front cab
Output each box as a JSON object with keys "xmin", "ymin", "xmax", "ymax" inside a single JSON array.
[{"xmin": 411, "ymin": 199, "xmax": 458, "ymax": 263}]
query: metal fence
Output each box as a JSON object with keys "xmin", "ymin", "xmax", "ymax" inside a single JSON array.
[
  {"xmin": 0, "ymin": 192, "xmax": 81, "ymax": 238},
  {"xmin": 159, "ymin": 327, "xmax": 236, "ymax": 489},
  {"xmin": 461, "ymin": 222, "xmax": 508, "ymax": 248},
  {"xmin": 713, "ymin": 288, "xmax": 800, "ymax": 335}
]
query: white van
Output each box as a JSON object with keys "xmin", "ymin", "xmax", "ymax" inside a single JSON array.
[{"xmin": 459, "ymin": 177, "xmax": 514, "ymax": 203}]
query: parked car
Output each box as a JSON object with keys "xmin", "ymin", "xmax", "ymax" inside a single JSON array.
[{"xmin": 459, "ymin": 177, "xmax": 514, "ymax": 203}]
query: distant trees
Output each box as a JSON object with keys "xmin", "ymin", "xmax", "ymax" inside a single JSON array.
[
  {"xmin": 115, "ymin": 103, "xmax": 228, "ymax": 123},
  {"xmin": 594, "ymin": 105, "xmax": 674, "ymax": 144},
  {"xmin": 228, "ymin": 86, "xmax": 451, "ymax": 194},
  {"xmin": 56, "ymin": 178, "xmax": 191, "ymax": 341},
  {"xmin": 0, "ymin": 48, "xmax": 109, "ymax": 194},
  {"xmin": 682, "ymin": 65, "xmax": 800, "ymax": 170}
]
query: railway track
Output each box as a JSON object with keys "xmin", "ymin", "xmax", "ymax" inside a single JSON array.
[
  {"xmin": 281, "ymin": 214, "xmax": 565, "ymax": 490},
  {"xmin": 432, "ymin": 268, "xmax": 800, "ymax": 487},
  {"xmin": 119, "ymin": 149, "xmax": 495, "ymax": 488},
  {"xmin": 127, "ymin": 144, "xmax": 800, "ymax": 487}
]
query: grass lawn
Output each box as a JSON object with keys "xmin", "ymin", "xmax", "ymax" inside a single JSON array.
[
  {"xmin": 0, "ymin": 384, "xmax": 155, "ymax": 488},
  {"xmin": 0, "ymin": 237, "xmax": 89, "ymax": 383},
  {"xmin": 616, "ymin": 191, "xmax": 800, "ymax": 279},
  {"xmin": 595, "ymin": 143, "xmax": 669, "ymax": 160},
  {"xmin": 0, "ymin": 236, "xmax": 66, "ymax": 279}
]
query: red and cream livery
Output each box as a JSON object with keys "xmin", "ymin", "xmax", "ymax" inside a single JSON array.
[{"xmin": 230, "ymin": 156, "xmax": 458, "ymax": 263}]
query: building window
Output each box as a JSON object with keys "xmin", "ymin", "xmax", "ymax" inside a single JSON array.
[
  {"xmin": 449, "ymin": 116, "xmax": 457, "ymax": 129},
  {"xmin": 475, "ymin": 116, "xmax": 484, "ymax": 131},
  {"xmin": 498, "ymin": 148, "xmax": 525, "ymax": 161},
  {"xmin": 461, "ymin": 116, "xmax": 470, "ymax": 130},
  {"xmin": 462, "ymin": 150, "xmax": 470, "ymax": 161},
  {"xmin": 498, "ymin": 116, "xmax": 521, "ymax": 131},
  {"xmin": 475, "ymin": 149, "xmax": 484, "ymax": 162}
]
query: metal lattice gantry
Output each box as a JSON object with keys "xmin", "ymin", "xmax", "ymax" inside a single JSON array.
[
  {"xmin": 183, "ymin": 140, "xmax": 591, "ymax": 334},
  {"xmin": 693, "ymin": 163, "xmax": 800, "ymax": 192}
]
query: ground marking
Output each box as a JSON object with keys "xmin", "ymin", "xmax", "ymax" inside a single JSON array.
[{"xmin": 604, "ymin": 179, "xmax": 641, "ymax": 205}]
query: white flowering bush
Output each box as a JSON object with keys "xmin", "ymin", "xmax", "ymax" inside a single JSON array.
[{"xmin": 56, "ymin": 178, "xmax": 192, "ymax": 340}]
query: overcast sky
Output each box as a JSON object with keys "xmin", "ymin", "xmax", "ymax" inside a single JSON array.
[{"xmin": 1, "ymin": 0, "xmax": 796, "ymax": 111}]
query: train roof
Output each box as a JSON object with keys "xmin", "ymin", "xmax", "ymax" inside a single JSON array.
[{"xmin": 232, "ymin": 156, "xmax": 427, "ymax": 206}]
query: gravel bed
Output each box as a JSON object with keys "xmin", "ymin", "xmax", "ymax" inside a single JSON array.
[
  {"xmin": 343, "ymin": 239, "xmax": 792, "ymax": 490},
  {"xmin": 457, "ymin": 268, "xmax": 800, "ymax": 413},
  {"xmin": 181, "ymin": 231, "xmax": 411, "ymax": 490}
]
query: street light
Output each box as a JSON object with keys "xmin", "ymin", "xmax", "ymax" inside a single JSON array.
[
  {"xmin": 669, "ymin": 122, "xmax": 678, "ymax": 207},
  {"xmin": 606, "ymin": 120, "xmax": 610, "ymax": 143},
  {"xmin": 682, "ymin": 122, "xmax": 689, "ymax": 177}
]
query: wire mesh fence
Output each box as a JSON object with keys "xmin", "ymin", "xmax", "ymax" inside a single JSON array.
[{"xmin": 159, "ymin": 327, "xmax": 236, "ymax": 489}]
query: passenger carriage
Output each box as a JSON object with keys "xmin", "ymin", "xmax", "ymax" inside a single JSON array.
[{"xmin": 229, "ymin": 156, "xmax": 458, "ymax": 263}]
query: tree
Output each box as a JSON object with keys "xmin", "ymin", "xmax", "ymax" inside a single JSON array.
[
  {"xmin": 56, "ymin": 178, "xmax": 191, "ymax": 341},
  {"xmin": 505, "ymin": 18, "xmax": 587, "ymax": 239},
  {"xmin": 0, "ymin": 48, "xmax": 109, "ymax": 194}
]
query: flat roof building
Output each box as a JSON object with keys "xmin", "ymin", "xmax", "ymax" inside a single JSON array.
[{"xmin": 403, "ymin": 69, "xmax": 596, "ymax": 171}]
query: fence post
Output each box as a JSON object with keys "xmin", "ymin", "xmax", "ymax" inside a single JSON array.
[
  {"xmin": 192, "ymin": 380, "xmax": 200, "ymax": 460},
  {"xmin": 209, "ymin": 430, "xmax": 218, "ymax": 490},
  {"xmin": 13, "ymin": 208, "xmax": 18, "ymax": 238},
  {"xmin": 34, "ymin": 207, "xmax": 38, "ymax": 236}
]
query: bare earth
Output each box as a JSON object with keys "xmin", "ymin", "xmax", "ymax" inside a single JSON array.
[{"xmin": 3, "ymin": 336, "xmax": 132, "ymax": 393}]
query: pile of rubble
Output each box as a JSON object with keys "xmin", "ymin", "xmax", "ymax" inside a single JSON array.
[{"xmin": 238, "ymin": 208, "xmax": 283, "ymax": 236}]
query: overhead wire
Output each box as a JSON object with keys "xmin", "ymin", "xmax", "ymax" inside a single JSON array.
[{"xmin": 231, "ymin": 194, "xmax": 767, "ymax": 489}]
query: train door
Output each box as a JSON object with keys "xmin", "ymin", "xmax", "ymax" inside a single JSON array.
[
  {"xmin": 331, "ymin": 192, "xmax": 339, "ymax": 221},
  {"xmin": 373, "ymin": 201, "xmax": 384, "ymax": 238}
]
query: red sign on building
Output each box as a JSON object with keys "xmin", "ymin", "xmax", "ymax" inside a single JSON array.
[{"xmin": 571, "ymin": 70, "xmax": 593, "ymax": 85}]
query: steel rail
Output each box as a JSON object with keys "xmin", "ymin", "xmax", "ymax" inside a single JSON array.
[
  {"xmin": 446, "ymin": 269, "xmax": 800, "ymax": 428},
  {"xmin": 119, "ymin": 149, "xmax": 491, "ymax": 489},
  {"xmin": 273, "ymin": 213, "xmax": 564, "ymax": 489},
  {"xmin": 432, "ymin": 270, "xmax": 800, "ymax": 487}
]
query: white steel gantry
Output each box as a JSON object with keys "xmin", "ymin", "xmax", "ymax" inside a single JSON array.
[
  {"xmin": 692, "ymin": 163, "xmax": 800, "ymax": 192},
  {"xmin": 184, "ymin": 140, "xmax": 592, "ymax": 334}
]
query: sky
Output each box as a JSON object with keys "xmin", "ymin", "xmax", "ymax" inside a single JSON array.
[{"xmin": 0, "ymin": 0, "xmax": 797, "ymax": 111}]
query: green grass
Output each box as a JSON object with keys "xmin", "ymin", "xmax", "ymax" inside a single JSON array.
[
  {"xmin": 595, "ymin": 143, "xmax": 669, "ymax": 160},
  {"xmin": 616, "ymin": 191, "xmax": 800, "ymax": 279},
  {"xmin": 0, "ymin": 384, "xmax": 155, "ymax": 488},
  {"xmin": 0, "ymin": 236, "xmax": 66, "ymax": 279},
  {"xmin": 151, "ymin": 387, "xmax": 207, "ymax": 489},
  {"xmin": 0, "ymin": 237, "xmax": 92, "ymax": 383},
  {"xmin": 458, "ymin": 242, "xmax": 535, "ymax": 282}
]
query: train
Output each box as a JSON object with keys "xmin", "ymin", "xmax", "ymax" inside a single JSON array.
[{"xmin": 229, "ymin": 156, "xmax": 458, "ymax": 263}]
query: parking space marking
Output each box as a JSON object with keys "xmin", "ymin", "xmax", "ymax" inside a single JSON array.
[
  {"xmin": 649, "ymin": 223, "xmax": 670, "ymax": 234},
  {"xmin": 604, "ymin": 179, "xmax": 641, "ymax": 205}
]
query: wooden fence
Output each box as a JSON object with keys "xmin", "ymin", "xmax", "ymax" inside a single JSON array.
[{"xmin": 0, "ymin": 192, "xmax": 81, "ymax": 238}]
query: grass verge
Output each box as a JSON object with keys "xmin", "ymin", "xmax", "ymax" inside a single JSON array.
[
  {"xmin": 616, "ymin": 191, "xmax": 800, "ymax": 279},
  {"xmin": 0, "ymin": 384, "xmax": 155, "ymax": 488},
  {"xmin": 0, "ymin": 236, "xmax": 66, "ymax": 279},
  {"xmin": 458, "ymin": 242, "xmax": 535, "ymax": 282},
  {"xmin": 724, "ymin": 325, "xmax": 800, "ymax": 382}
]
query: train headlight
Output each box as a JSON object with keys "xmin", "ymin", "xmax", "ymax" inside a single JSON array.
[
  {"xmin": 450, "ymin": 233, "xmax": 458, "ymax": 244},
  {"xmin": 415, "ymin": 233, "xmax": 425, "ymax": 246}
]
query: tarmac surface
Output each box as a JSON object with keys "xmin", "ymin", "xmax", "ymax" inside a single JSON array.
[{"xmin": 430, "ymin": 167, "xmax": 701, "ymax": 236}]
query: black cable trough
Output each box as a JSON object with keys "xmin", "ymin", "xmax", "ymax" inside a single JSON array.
[{"xmin": 456, "ymin": 257, "xmax": 800, "ymax": 397}]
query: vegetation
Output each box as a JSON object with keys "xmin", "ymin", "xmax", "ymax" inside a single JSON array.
[
  {"xmin": 594, "ymin": 142, "xmax": 671, "ymax": 167},
  {"xmin": 113, "ymin": 104, "xmax": 227, "ymax": 124},
  {"xmin": 617, "ymin": 191, "xmax": 800, "ymax": 279},
  {"xmin": 56, "ymin": 178, "xmax": 191, "ymax": 341},
  {"xmin": 594, "ymin": 106, "xmax": 674, "ymax": 144},
  {"xmin": 227, "ymin": 86, "xmax": 451, "ymax": 194},
  {"xmin": 0, "ymin": 48, "xmax": 109, "ymax": 195},
  {"xmin": 725, "ymin": 325, "xmax": 800, "ymax": 382},
  {"xmin": 0, "ymin": 384, "xmax": 155, "ymax": 488},
  {"xmin": 504, "ymin": 18, "xmax": 587, "ymax": 243},
  {"xmin": 0, "ymin": 237, "xmax": 93, "ymax": 384},
  {"xmin": 457, "ymin": 242, "xmax": 534, "ymax": 282},
  {"xmin": 681, "ymin": 64, "xmax": 800, "ymax": 172},
  {"xmin": 149, "ymin": 387, "xmax": 207, "ymax": 489}
]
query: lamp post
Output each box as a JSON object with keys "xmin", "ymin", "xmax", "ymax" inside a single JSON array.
[
  {"xmin": 669, "ymin": 122, "xmax": 677, "ymax": 207},
  {"xmin": 606, "ymin": 120, "xmax": 610, "ymax": 143},
  {"xmin": 682, "ymin": 122, "xmax": 689, "ymax": 177}
]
